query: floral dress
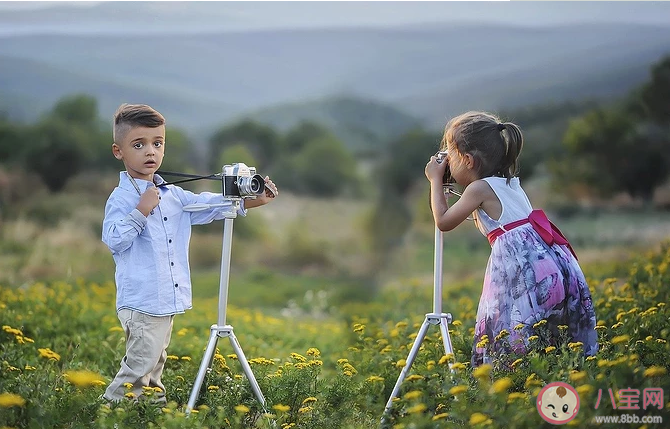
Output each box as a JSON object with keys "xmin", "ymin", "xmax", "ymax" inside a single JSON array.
[{"xmin": 470, "ymin": 177, "xmax": 598, "ymax": 367}]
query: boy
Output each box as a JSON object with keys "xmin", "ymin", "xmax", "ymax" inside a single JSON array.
[{"xmin": 101, "ymin": 103, "xmax": 278, "ymax": 404}]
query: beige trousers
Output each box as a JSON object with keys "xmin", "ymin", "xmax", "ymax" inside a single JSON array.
[{"xmin": 104, "ymin": 309, "xmax": 174, "ymax": 403}]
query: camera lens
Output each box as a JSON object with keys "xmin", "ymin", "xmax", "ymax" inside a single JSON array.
[{"xmin": 237, "ymin": 174, "xmax": 265, "ymax": 196}]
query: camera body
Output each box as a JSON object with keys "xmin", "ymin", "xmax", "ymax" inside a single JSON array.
[
  {"xmin": 222, "ymin": 163, "xmax": 265, "ymax": 199},
  {"xmin": 436, "ymin": 151, "xmax": 455, "ymax": 184}
]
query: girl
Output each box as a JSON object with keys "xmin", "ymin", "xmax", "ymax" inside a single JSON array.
[{"xmin": 425, "ymin": 111, "xmax": 598, "ymax": 367}]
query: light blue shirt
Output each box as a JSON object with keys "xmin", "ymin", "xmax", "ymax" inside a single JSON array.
[{"xmin": 102, "ymin": 172, "xmax": 246, "ymax": 316}]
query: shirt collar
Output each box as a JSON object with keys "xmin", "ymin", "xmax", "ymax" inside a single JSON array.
[{"xmin": 118, "ymin": 171, "xmax": 166, "ymax": 193}]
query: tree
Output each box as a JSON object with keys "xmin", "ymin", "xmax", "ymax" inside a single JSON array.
[
  {"xmin": 557, "ymin": 107, "xmax": 669, "ymax": 202},
  {"xmin": 209, "ymin": 120, "xmax": 279, "ymax": 172},
  {"xmin": 640, "ymin": 55, "xmax": 670, "ymax": 125}
]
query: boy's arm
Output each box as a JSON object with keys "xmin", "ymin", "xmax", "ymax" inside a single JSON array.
[
  {"xmin": 102, "ymin": 194, "xmax": 147, "ymax": 254},
  {"xmin": 175, "ymin": 188, "xmax": 246, "ymax": 225}
]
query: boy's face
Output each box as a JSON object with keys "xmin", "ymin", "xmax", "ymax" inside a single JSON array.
[{"xmin": 112, "ymin": 125, "xmax": 166, "ymax": 181}]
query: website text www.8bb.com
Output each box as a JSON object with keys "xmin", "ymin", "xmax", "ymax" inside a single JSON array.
[{"xmin": 593, "ymin": 414, "xmax": 663, "ymax": 425}]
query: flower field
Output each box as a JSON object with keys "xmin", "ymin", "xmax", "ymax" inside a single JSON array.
[{"xmin": 1, "ymin": 243, "xmax": 670, "ymax": 429}]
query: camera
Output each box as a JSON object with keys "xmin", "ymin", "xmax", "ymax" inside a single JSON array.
[
  {"xmin": 222, "ymin": 163, "xmax": 265, "ymax": 199},
  {"xmin": 436, "ymin": 151, "xmax": 455, "ymax": 184}
]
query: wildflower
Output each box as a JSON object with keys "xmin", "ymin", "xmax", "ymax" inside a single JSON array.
[
  {"xmin": 576, "ymin": 385, "xmax": 594, "ymax": 395},
  {"xmin": 453, "ymin": 320, "xmax": 462, "ymax": 326},
  {"xmin": 125, "ymin": 392, "xmax": 136, "ymax": 399},
  {"xmin": 489, "ymin": 377, "xmax": 512, "ymax": 394},
  {"xmin": 533, "ymin": 320, "xmax": 547, "ymax": 328},
  {"xmin": 395, "ymin": 321, "xmax": 408, "ymax": 329},
  {"xmin": 586, "ymin": 356, "xmax": 597, "ymax": 361},
  {"xmin": 302, "ymin": 397, "xmax": 317, "ymax": 405},
  {"xmin": 476, "ymin": 338, "xmax": 489, "ymax": 348},
  {"xmin": 495, "ymin": 330, "xmax": 510, "ymax": 341},
  {"xmin": 643, "ymin": 366, "xmax": 667, "ymax": 378},
  {"xmin": 473, "ymin": 364, "xmax": 492, "ymax": 381},
  {"xmin": 298, "ymin": 406, "xmax": 313, "ymax": 413},
  {"xmin": 64, "ymin": 370, "xmax": 107, "ymax": 388},
  {"xmin": 568, "ymin": 342, "xmax": 583, "ymax": 351},
  {"xmin": 406, "ymin": 374, "xmax": 424, "ymax": 382},
  {"xmin": 366, "ymin": 376, "xmax": 384, "ymax": 383},
  {"xmin": 0, "ymin": 392, "xmax": 26, "ymax": 407},
  {"xmin": 306, "ymin": 348, "xmax": 320, "ymax": 357},
  {"xmin": 611, "ymin": 322, "xmax": 624, "ymax": 329},
  {"xmin": 595, "ymin": 326, "xmax": 607, "ymax": 331},
  {"xmin": 352, "ymin": 323, "xmax": 365, "ymax": 333},
  {"xmin": 180, "ymin": 356, "xmax": 191, "ymax": 361},
  {"xmin": 123, "ymin": 382, "xmax": 133, "ymax": 389},
  {"xmin": 569, "ymin": 371, "xmax": 588, "ymax": 383},
  {"xmin": 433, "ymin": 413, "xmax": 449, "ymax": 420},
  {"xmin": 109, "ymin": 326, "xmax": 123, "ymax": 332},
  {"xmin": 611, "ymin": 335, "xmax": 630, "ymax": 345},
  {"xmin": 177, "ymin": 328, "xmax": 188, "ymax": 336},
  {"xmin": 395, "ymin": 359, "xmax": 407, "ymax": 368},
  {"xmin": 273, "ymin": 404, "xmax": 290, "ymax": 413},
  {"xmin": 558, "ymin": 325, "xmax": 568, "ymax": 331},
  {"xmin": 207, "ymin": 385, "xmax": 220, "ymax": 391},
  {"xmin": 166, "ymin": 355, "xmax": 179, "ymax": 360},
  {"xmin": 513, "ymin": 323, "xmax": 525, "ymax": 331},
  {"xmin": 646, "ymin": 336, "xmax": 653, "ymax": 341},
  {"xmin": 545, "ymin": 346, "xmax": 556, "ymax": 353},
  {"xmin": 38, "ymin": 348, "xmax": 60, "ymax": 361},
  {"xmin": 406, "ymin": 403, "xmax": 427, "ymax": 414},
  {"xmin": 449, "ymin": 385, "xmax": 468, "ymax": 396},
  {"xmin": 528, "ymin": 335, "xmax": 539, "ymax": 342},
  {"xmin": 438, "ymin": 354, "xmax": 454, "ymax": 365},
  {"xmin": 507, "ymin": 392, "xmax": 528, "ymax": 403},
  {"xmin": 234, "ymin": 405, "xmax": 250, "ymax": 413},
  {"xmin": 2, "ymin": 326, "xmax": 23, "ymax": 336},
  {"xmin": 511, "ymin": 358, "xmax": 523, "ymax": 368},
  {"xmin": 404, "ymin": 390, "xmax": 423, "ymax": 400},
  {"xmin": 451, "ymin": 362, "xmax": 467, "ymax": 371},
  {"xmin": 469, "ymin": 412, "xmax": 491, "ymax": 425}
]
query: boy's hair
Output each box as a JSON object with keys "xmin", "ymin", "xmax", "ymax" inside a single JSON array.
[
  {"xmin": 440, "ymin": 111, "xmax": 523, "ymax": 183},
  {"xmin": 113, "ymin": 103, "xmax": 165, "ymax": 144}
]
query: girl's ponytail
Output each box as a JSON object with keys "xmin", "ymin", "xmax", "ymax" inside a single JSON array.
[{"xmin": 499, "ymin": 121, "xmax": 523, "ymax": 183}]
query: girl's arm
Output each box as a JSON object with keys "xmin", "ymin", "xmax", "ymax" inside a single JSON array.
[{"xmin": 428, "ymin": 179, "xmax": 488, "ymax": 232}]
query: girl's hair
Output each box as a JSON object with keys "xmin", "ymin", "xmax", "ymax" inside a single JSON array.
[{"xmin": 440, "ymin": 111, "xmax": 523, "ymax": 183}]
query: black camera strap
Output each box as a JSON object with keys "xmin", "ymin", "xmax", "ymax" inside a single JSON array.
[{"xmin": 155, "ymin": 170, "xmax": 221, "ymax": 187}]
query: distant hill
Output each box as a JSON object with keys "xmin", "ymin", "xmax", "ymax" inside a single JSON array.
[
  {"xmin": 0, "ymin": 23, "xmax": 669, "ymax": 142},
  {"xmin": 237, "ymin": 96, "xmax": 423, "ymax": 154}
]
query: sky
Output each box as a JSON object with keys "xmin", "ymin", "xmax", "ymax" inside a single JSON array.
[{"xmin": 1, "ymin": 1, "xmax": 670, "ymax": 33}]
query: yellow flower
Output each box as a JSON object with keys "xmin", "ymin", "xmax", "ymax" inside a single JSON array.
[
  {"xmin": 366, "ymin": 376, "xmax": 384, "ymax": 383},
  {"xmin": 643, "ymin": 366, "xmax": 667, "ymax": 378},
  {"xmin": 533, "ymin": 320, "xmax": 547, "ymax": 328},
  {"xmin": 404, "ymin": 390, "xmax": 422, "ymax": 400},
  {"xmin": 511, "ymin": 358, "xmax": 523, "ymax": 368},
  {"xmin": 489, "ymin": 377, "xmax": 512, "ymax": 394},
  {"xmin": 166, "ymin": 355, "xmax": 179, "ymax": 360},
  {"xmin": 449, "ymin": 385, "xmax": 468, "ymax": 396},
  {"xmin": 64, "ymin": 370, "xmax": 107, "ymax": 388},
  {"xmin": 298, "ymin": 406, "xmax": 313, "ymax": 413},
  {"xmin": 180, "ymin": 356, "xmax": 191, "ymax": 361},
  {"xmin": 290, "ymin": 353, "xmax": 307, "ymax": 363},
  {"xmin": 469, "ymin": 412, "xmax": 491, "ymax": 425},
  {"xmin": 38, "ymin": 348, "xmax": 60, "ymax": 361},
  {"xmin": 108, "ymin": 326, "xmax": 123, "ymax": 332},
  {"xmin": 611, "ymin": 335, "xmax": 630, "ymax": 345},
  {"xmin": 306, "ymin": 348, "xmax": 320, "ymax": 357},
  {"xmin": 124, "ymin": 392, "xmax": 136, "ymax": 399},
  {"xmin": 545, "ymin": 346, "xmax": 556, "ymax": 353},
  {"xmin": 507, "ymin": 392, "xmax": 528, "ymax": 403},
  {"xmin": 576, "ymin": 385, "xmax": 594, "ymax": 396},
  {"xmin": 406, "ymin": 403, "xmax": 427, "ymax": 414},
  {"xmin": 302, "ymin": 397, "xmax": 317, "ymax": 405},
  {"xmin": 438, "ymin": 354, "xmax": 454, "ymax": 365},
  {"xmin": 513, "ymin": 323, "xmax": 524, "ymax": 331},
  {"xmin": 352, "ymin": 323, "xmax": 365, "ymax": 333},
  {"xmin": 568, "ymin": 342, "xmax": 583, "ymax": 351},
  {"xmin": 473, "ymin": 364, "xmax": 492, "ymax": 381},
  {"xmin": 395, "ymin": 359, "xmax": 407, "ymax": 368},
  {"xmin": 234, "ymin": 405, "xmax": 250, "ymax": 413},
  {"xmin": 0, "ymin": 392, "xmax": 26, "ymax": 407},
  {"xmin": 451, "ymin": 362, "xmax": 467, "ymax": 371},
  {"xmin": 123, "ymin": 382, "xmax": 133, "ymax": 389},
  {"xmin": 558, "ymin": 325, "xmax": 568, "ymax": 331},
  {"xmin": 207, "ymin": 385, "xmax": 220, "ymax": 391},
  {"xmin": 433, "ymin": 413, "xmax": 449, "ymax": 420},
  {"xmin": 569, "ymin": 371, "xmax": 588, "ymax": 383},
  {"xmin": 273, "ymin": 404, "xmax": 290, "ymax": 413},
  {"xmin": 495, "ymin": 330, "xmax": 510, "ymax": 341},
  {"xmin": 406, "ymin": 375, "xmax": 423, "ymax": 382}
]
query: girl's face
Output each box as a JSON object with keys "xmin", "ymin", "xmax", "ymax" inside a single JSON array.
[{"xmin": 447, "ymin": 142, "xmax": 477, "ymax": 187}]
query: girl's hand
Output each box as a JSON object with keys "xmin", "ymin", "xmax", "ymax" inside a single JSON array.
[{"xmin": 425, "ymin": 155, "xmax": 447, "ymax": 182}]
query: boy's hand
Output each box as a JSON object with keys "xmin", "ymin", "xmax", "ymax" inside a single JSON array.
[
  {"xmin": 137, "ymin": 185, "xmax": 160, "ymax": 216},
  {"xmin": 425, "ymin": 155, "xmax": 447, "ymax": 183},
  {"xmin": 245, "ymin": 176, "xmax": 278, "ymax": 208}
]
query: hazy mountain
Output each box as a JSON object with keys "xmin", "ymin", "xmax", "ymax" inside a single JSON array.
[{"xmin": 0, "ymin": 19, "xmax": 669, "ymax": 142}]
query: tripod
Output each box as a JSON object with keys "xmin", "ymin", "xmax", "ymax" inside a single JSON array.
[
  {"xmin": 184, "ymin": 199, "xmax": 267, "ymax": 415},
  {"xmin": 381, "ymin": 223, "xmax": 455, "ymax": 422}
]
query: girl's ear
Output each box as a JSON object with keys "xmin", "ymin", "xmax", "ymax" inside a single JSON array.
[{"xmin": 463, "ymin": 153, "xmax": 476, "ymax": 170}]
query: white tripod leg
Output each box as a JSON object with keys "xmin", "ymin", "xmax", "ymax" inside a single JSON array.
[
  {"xmin": 227, "ymin": 328, "xmax": 266, "ymax": 406},
  {"xmin": 186, "ymin": 328, "xmax": 219, "ymax": 414}
]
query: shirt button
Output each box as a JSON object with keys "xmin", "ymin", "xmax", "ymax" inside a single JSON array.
[
  {"xmin": 171, "ymin": 262, "xmax": 174, "ymax": 266},
  {"xmin": 174, "ymin": 283, "xmax": 179, "ymax": 288},
  {"xmin": 163, "ymin": 217, "xmax": 168, "ymax": 221},
  {"xmin": 168, "ymin": 239, "xmax": 172, "ymax": 243}
]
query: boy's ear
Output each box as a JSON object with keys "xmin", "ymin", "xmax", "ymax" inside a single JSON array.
[
  {"xmin": 464, "ymin": 153, "xmax": 476, "ymax": 170},
  {"xmin": 112, "ymin": 143, "xmax": 123, "ymax": 160}
]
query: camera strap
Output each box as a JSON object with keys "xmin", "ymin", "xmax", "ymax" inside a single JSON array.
[{"xmin": 155, "ymin": 170, "xmax": 222, "ymax": 187}]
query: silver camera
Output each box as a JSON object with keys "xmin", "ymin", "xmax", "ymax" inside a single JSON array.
[
  {"xmin": 436, "ymin": 151, "xmax": 454, "ymax": 184},
  {"xmin": 222, "ymin": 163, "xmax": 265, "ymax": 199}
]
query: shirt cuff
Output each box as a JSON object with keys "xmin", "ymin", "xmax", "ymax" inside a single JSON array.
[{"xmin": 127, "ymin": 209, "xmax": 148, "ymax": 232}]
